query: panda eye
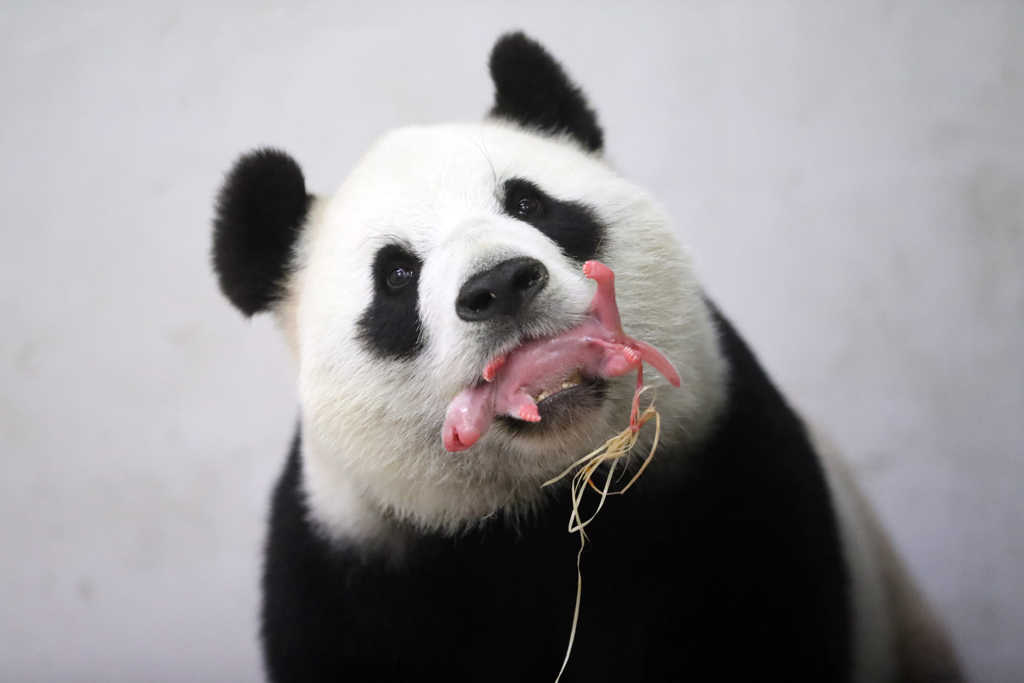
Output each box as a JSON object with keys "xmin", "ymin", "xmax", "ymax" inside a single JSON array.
[
  {"xmin": 386, "ymin": 265, "xmax": 415, "ymax": 290},
  {"xmin": 517, "ymin": 196, "xmax": 541, "ymax": 217}
]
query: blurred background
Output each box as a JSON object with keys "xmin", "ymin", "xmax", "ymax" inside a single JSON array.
[{"xmin": 1, "ymin": 1, "xmax": 1021, "ymax": 681}]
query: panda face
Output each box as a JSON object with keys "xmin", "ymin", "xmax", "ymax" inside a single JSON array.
[
  {"xmin": 214, "ymin": 33, "xmax": 727, "ymax": 541},
  {"xmin": 279, "ymin": 122, "xmax": 725, "ymax": 538}
]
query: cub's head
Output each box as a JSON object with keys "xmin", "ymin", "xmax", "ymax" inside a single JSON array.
[{"xmin": 213, "ymin": 33, "xmax": 725, "ymax": 540}]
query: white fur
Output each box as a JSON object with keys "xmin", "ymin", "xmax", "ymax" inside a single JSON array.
[{"xmin": 275, "ymin": 121, "xmax": 727, "ymax": 538}]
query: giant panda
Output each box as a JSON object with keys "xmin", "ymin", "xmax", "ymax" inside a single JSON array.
[{"xmin": 212, "ymin": 32, "xmax": 963, "ymax": 683}]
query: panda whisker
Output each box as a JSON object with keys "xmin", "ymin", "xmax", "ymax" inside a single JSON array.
[
  {"xmin": 466, "ymin": 134, "xmax": 499, "ymax": 188},
  {"xmin": 499, "ymin": 161, "xmax": 514, "ymax": 184},
  {"xmin": 356, "ymin": 225, "xmax": 408, "ymax": 252}
]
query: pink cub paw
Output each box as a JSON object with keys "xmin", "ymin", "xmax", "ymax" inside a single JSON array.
[
  {"xmin": 518, "ymin": 404, "xmax": 542, "ymax": 422},
  {"xmin": 482, "ymin": 355, "xmax": 506, "ymax": 382},
  {"xmin": 583, "ymin": 259, "xmax": 612, "ymax": 282}
]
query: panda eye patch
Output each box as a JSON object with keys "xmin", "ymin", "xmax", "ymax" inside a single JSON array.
[
  {"xmin": 501, "ymin": 177, "xmax": 605, "ymax": 264},
  {"xmin": 358, "ymin": 243, "xmax": 424, "ymax": 359},
  {"xmin": 369, "ymin": 244, "xmax": 420, "ymax": 295}
]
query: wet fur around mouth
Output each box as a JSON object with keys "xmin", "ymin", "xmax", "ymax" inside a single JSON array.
[{"xmin": 496, "ymin": 377, "xmax": 609, "ymax": 437}]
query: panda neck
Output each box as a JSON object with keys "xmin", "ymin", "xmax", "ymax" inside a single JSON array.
[{"xmin": 299, "ymin": 435, "xmax": 412, "ymax": 555}]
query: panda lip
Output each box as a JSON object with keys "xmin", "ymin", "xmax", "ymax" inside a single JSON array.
[{"xmin": 442, "ymin": 260, "xmax": 680, "ymax": 453}]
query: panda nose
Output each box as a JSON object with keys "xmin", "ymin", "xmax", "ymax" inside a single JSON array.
[{"xmin": 456, "ymin": 257, "xmax": 549, "ymax": 322}]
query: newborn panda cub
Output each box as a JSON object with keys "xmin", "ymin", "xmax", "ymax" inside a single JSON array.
[{"xmin": 213, "ymin": 32, "xmax": 962, "ymax": 683}]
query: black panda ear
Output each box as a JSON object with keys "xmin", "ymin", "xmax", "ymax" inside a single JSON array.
[
  {"xmin": 212, "ymin": 149, "xmax": 312, "ymax": 316},
  {"xmin": 488, "ymin": 31, "xmax": 604, "ymax": 153}
]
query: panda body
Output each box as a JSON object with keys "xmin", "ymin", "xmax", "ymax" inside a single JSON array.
[{"xmin": 213, "ymin": 32, "xmax": 962, "ymax": 683}]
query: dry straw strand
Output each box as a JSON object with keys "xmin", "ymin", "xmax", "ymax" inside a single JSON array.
[{"xmin": 542, "ymin": 368, "xmax": 662, "ymax": 683}]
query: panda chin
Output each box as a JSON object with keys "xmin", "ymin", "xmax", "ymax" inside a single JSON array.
[{"xmin": 496, "ymin": 376, "xmax": 609, "ymax": 437}]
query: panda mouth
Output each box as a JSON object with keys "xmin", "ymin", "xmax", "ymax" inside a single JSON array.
[
  {"xmin": 531, "ymin": 367, "xmax": 586, "ymax": 404},
  {"xmin": 441, "ymin": 261, "xmax": 680, "ymax": 452},
  {"xmin": 498, "ymin": 374, "xmax": 609, "ymax": 436}
]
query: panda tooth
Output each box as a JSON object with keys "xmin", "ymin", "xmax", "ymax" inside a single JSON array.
[{"xmin": 561, "ymin": 381, "xmax": 573, "ymax": 389}]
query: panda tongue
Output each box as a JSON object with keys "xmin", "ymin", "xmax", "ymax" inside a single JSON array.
[{"xmin": 442, "ymin": 261, "xmax": 680, "ymax": 452}]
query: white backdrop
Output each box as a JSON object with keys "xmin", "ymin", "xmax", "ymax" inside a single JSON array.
[{"xmin": 1, "ymin": 1, "xmax": 1021, "ymax": 681}]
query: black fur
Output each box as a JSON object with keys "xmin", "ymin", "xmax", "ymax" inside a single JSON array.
[
  {"xmin": 260, "ymin": 305, "xmax": 851, "ymax": 682},
  {"xmin": 212, "ymin": 149, "xmax": 312, "ymax": 316},
  {"xmin": 357, "ymin": 243, "xmax": 424, "ymax": 359},
  {"xmin": 503, "ymin": 177, "xmax": 605, "ymax": 263},
  {"xmin": 489, "ymin": 32, "xmax": 604, "ymax": 153}
]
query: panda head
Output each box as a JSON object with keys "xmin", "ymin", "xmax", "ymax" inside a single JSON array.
[{"xmin": 213, "ymin": 32, "xmax": 726, "ymax": 540}]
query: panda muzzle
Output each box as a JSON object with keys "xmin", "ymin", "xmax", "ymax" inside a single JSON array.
[{"xmin": 442, "ymin": 261, "xmax": 681, "ymax": 452}]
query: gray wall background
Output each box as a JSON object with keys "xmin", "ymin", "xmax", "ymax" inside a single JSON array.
[{"xmin": 2, "ymin": 1, "xmax": 1021, "ymax": 681}]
